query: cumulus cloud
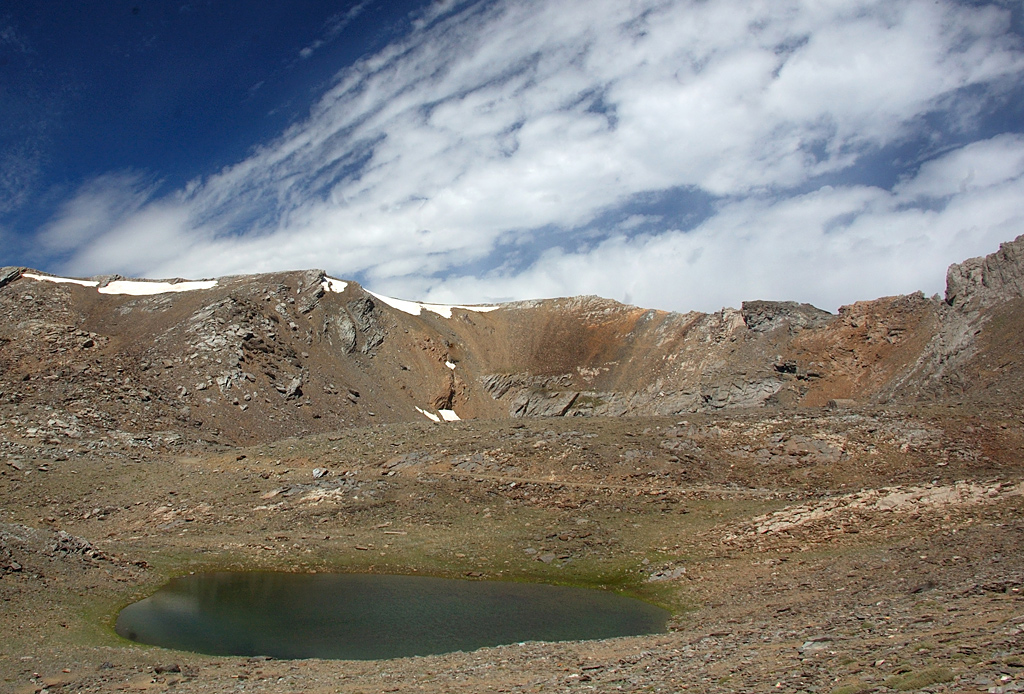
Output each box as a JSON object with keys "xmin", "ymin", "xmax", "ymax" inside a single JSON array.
[
  {"xmin": 421, "ymin": 146, "xmax": 1024, "ymax": 312},
  {"xmin": 42, "ymin": 0, "xmax": 1024, "ymax": 312},
  {"xmin": 896, "ymin": 133, "xmax": 1024, "ymax": 198}
]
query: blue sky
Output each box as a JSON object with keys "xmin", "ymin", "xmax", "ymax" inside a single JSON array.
[{"xmin": 3, "ymin": 0, "xmax": 1024, "ymax": 312}]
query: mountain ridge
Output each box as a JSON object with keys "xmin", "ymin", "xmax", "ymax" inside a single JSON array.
[{"xmin": 1, "ymin": 235, "xmax": 1022, "ymax": 450}]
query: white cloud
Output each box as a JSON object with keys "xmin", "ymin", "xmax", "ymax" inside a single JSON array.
[
  {"xmin": 40, "ymin": 0, "xmax": 1024, "ymax": 313},
  {"xmin": 296, "ymin": 1, "xmax": 372, "ymax": 61},
  {"xmin": 65, "ymin": 201, "xmax": 202, "ymax": 275},
  {"xmin": 37, "ymin": 172, "xmax": 158, "ymax": 258},
  {"xmin": 415, "ymin": 135, "xmax": 1024, "ymax": 312},
  {"xmin": 897, "ymin": 133, "xmax": 1024, "ymax": 198}
]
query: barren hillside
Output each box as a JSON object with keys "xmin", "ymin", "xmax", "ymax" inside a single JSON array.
[
  {"xmin": 0, "ymin": 238, "xmax": 1022, "ymax": 694},
  {"xmin": 1, "ymin": 235, "xmax": 1022, "ymax": 449}
]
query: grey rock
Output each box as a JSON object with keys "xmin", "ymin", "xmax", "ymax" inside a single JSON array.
[
  {"xmin": 324, "ymin": 310, "xmax": 357, "ymax": 354},
  {"xmin": 826, "ymin": 398, "xmax": 857, "ymax": 409},
  {"xmin": 741, "ymin": 300, "xmax": 833, "ymax": 332},
  {"xmin": 775, "ymin": 435, "xmax": 843, "ymax": 464},
  {"xmin": 483, "ymin": 373, "xmax": 573, "ymax": 400},
  {"xmin": 347, "ymin": 296, "xmax": 386, "ymax": 354},
  {"xmin": 297, "ymin": 270, "xmax": 327, "ymax": 314},
  {"xmin": 0, "ymin": 537, "xmax": 21, "ymax": 574},
  {"xmin": 94, "ymin": 274, "xmax": 125, "ymax": 288},
  {"xmin": 700, "ymin": 379, "xmax": 782, "ymax": 409},
  {"xmin": 481, "ymin": 373, "xmax": 516, "ymax": 399},
  {"xmin": 383, "ymin": 452, "xmax": 432, "ymax": 472},
  {"xmin": 299, "ymin": 291, "xmax": 325, "ymax": 315},
  {"xmin": 800, "ymin": 637, "xmax": 833, "ymax": 652},
  {"xmin": 945, "ymin": 233, "xmax": 1024, "ymax": 309},
  {"xmin": 347, "ymin": 296, "xmax": 376, "ymax": 329},
  {"xmin": 648, "ymin": 566, "xmax": 687, "ymax": 582},
  {"xmin": 279, "ymin": 377, "xmax": 302, "ymax": 399},
  {"xmin": 510, "ymin": 390, "xmax": 579, "ymax": 417},
  {"xmin": 0, "ymin": 267, "xmax": 23, "ymax": 289},
  {"xmin": 485, "ymin": 374, "xmax": 584, "ymax": 417}
]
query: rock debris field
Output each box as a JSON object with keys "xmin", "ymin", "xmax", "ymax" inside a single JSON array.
[{"xmin": 2, "ymin": 409, "xmax": 1022, "ymax": 693}]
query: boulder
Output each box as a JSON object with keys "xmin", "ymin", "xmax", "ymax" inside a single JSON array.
[
  {"xmin": 275, "ymin": 377, "xmax": 303, "ymax": 399},
  {"xmin": 826, "ymin": 399, "xmax": 857, "ymax": 409}
]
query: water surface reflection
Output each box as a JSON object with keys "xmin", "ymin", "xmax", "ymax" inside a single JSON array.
[{"xmin": 116, "ymin": 571, "xmax": 669, "ymax": 660}]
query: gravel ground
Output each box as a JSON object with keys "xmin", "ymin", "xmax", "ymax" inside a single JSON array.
[{"xmin": 2, "ymin": 408, "xmax": 1023, "ymax": 693}]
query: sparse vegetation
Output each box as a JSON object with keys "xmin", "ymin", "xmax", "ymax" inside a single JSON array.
[
  {"xmin": 884, "ymin": 666, "xmax": 955, "ymax": 690},
  {"xmin": 830, "ymin": 681, "xmax": 872, "ymax": 694}
]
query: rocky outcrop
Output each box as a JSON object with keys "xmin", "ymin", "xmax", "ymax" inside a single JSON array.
[
  {"xmin": 324, "ymin": 310, "xmax": 358, "ymax": 353},
  {"xmin": 297, "ymin": 275, "xmax": 327, "ymax": 314},
  {"xmin": 945, "ymin": 234, "xmax": 1024, "ymax": 309},
  {"xmin": 741, "ymin": 300, "xmax": 833, "ymax": 333},
  {"xmin": 0, "ymin": 267, "xmax": 22, "ymax": 289},
  {"xmin": 347, "ymin": 296, "xmax": 386, "ymax": 354},
  {"xmin": 482, "ymin": 374, "xmax": 580, "ymax": 417},
  {"xmin": 874, "ymin": 237, "xmax": 1024, "ymax": 404},
  {"xmin": 700, "ymin": 378, "xmax": 783, "ymax": 409},
  {"xmin": 510, "ymin": 389, "xmax": 580, "ymax": 417}
]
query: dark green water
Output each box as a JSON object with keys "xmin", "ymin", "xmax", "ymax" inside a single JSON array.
[{"xmin": 115, "ymin": 572, "xmax": 669, "ymax": 660}]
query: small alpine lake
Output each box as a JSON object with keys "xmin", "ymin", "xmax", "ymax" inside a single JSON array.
[{"xmin": 115, "ymin": 571, "xmax": 670, "ymax": 660}]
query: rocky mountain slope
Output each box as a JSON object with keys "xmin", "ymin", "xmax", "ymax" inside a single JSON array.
[
  {"xmin": 1, "ymin": 236, "xmax": 1022, "ymax": 451},
  {"xmin": 0, "ymin": 237, "xmax": 1022, "ymax": 693}
]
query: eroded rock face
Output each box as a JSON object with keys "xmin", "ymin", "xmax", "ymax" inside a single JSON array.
[
  {"xmin": 2, "ymin": 236, "xmax": 1024, "ymax": 444},
  {"xmin": 741, "ymin": 300, "xmax": 833, "ymax": 333},
  {"xmin": 873, "ymin": 237, "xmax": 1024, "ymax": 404},
  {"xmin": 945, "ymin": 234, "xmax": 1024, "ymax": 309},
  {"xmin": 324, "ymin": 310, "xmax": 358, "ymax": 354},
  {"xmin": 346, "ymin": 296, "xmax": 386, "ymax": 354},
  {"xmin": 510, "ymin": 390, "xmax": 580, "ymax": 418}
]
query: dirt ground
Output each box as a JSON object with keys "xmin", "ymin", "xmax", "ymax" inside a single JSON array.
[{"xmin": 2, "ymin": 406, "xmax": 1023, "ymax": 693}]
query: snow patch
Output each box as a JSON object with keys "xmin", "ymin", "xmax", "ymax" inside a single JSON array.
[
  {"xmin": 415, "ymin": 406, "xmax": 441, "ymax": 422},
  {"xmin": 416, "ymin": 406, "xmax": 461, "ymax": 422},
  {"xmin": 98, "ymin": 279, "xmax": 218, "ymax": 295},
  {"xmin": 322, "ymin": 277, "xmax": 348, "ymax": 293},
  {"xmin": 367, "ymin": 290, "xmax": 499, "ymax": 318},
  {"xmin": 22, "ymin": 272, "xmax": 99, "ymax": 288},
  {"xmin": 368, "ymin": 291, "xmax": 429, "ymax": 316},
  {"xmin": 21, "ymin": 272, "xmax": 218, "ymax": 295}
]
